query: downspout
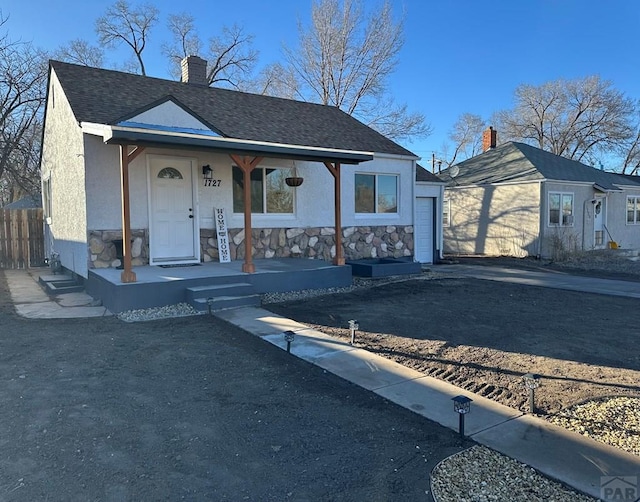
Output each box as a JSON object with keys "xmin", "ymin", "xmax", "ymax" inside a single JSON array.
[
  {"xmin": 537, "ymin": 181, "xmax": 544, "ymax": 258},
  {"xmin": 438, "ymin": 183, "xmax": 445, "ymax": 260},
  {"xmin": 411, "ymin": 160, "xmax": 416, "ymax": 261}
]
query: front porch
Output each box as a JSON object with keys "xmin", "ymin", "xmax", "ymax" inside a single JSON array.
[{"xmin": 87, "ymin": 258, "xmax": 352, "ymax": 313}]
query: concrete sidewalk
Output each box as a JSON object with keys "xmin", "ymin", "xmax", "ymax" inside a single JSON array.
[
  {"xmin": 4, "ymin": 269, "xmax": 111, "ymax": 318},
  {"xmin": 434, "ymin": 263, "xmax": 640, "ymax": 299},
  {"xmin": 216, "ymin": 306, "xmax": 640, "ymax": 499}
]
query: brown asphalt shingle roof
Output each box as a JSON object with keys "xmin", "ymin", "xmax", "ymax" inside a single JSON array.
[{"xmin": 50, "ymin": 60, "xmax": 416, "ymax": 158}]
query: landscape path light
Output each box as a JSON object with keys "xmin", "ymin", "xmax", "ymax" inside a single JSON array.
[
  {"xmin": 348, "ymin": 319, "xmax": 359, "ymax": 345},
  {"xmin": 284, "ymin": 330, "xmax": 295, "ymax": 353},
  {"xmin": 523, "ymin": 373, "xmax": 541, "ymax": 414},
  {"xmin": 452, "ymin": 395, "xmax": 472, "ymax": 438}
]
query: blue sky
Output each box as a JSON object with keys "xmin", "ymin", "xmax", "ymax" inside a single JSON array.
[{"xmin": 3, "ymin": 0, "xmax": 639, "ymax": 166}]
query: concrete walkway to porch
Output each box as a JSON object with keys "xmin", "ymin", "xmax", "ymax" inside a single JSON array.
[{"xmin": 216, "ymin": 304, "xmax": 640, "ymax": 500}]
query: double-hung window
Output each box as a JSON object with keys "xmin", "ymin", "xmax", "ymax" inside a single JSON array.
[
  {"xmin": 442, "ymin": 199, "xmax": 450, "ymax": 227},
  {"xmin": 232, "ymin": 166, "xmax": 294, "ymax": 214},
  {"xmin": 355, "ymin": 174, "xmax": 398, "ymax": 213},
  {"xmin": 548, "ymin": 192, "xmax": 574, "ymax": 226},
  {"xmin": 627, "ymin": 196, "xmax": 640, "ymax": 224}
]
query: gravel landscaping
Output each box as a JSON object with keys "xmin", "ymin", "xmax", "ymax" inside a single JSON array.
[{"xmin": 430, "ymin": 446, "xmax": 597, "ymax": 502}]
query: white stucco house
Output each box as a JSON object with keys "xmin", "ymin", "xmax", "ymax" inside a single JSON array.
[{"xmin": 40, "ymin": 57, "xmax": 442, "ymax": 310}]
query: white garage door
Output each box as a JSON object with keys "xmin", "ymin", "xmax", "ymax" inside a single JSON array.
[{"xmin": 415, "ymin": 197, "xmax": 434, "ymax": 263}]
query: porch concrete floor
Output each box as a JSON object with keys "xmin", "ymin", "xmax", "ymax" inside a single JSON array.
[{"xmin": 89, "ymin": 258, "xmax": 344, "ymax": 284}]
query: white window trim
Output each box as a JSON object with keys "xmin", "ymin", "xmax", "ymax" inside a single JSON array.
[
  {"xmin": 627, "ymin": 195, "xmax": 640, "ymax": 225},
  {"xmin": 548, "ymin": 191, "xmax": 574, "ymax": 227},
  {"xmin": 42, "ymin": 175, "xmax": 52, "ymax": 225},
  {"xmin": 354, "ymin": 172, "xmax": 399, "ymax": 215},
  {"xmin": 442, "ymin": 198, "xmax": 450, "ymax": 227}
]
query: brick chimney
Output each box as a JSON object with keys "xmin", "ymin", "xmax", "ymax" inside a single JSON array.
[
  {"xmin": 482, "ymin": 126, "xmax": 497, "ymax": 151},
  {"xmin": 181, "ymin": 56, "xmax": 208, "ymax": 86}
]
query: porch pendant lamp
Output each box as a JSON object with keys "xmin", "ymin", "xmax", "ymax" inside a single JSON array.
[{"xmin": 285, "ymin": 161, "xmax": 304, "ymax": 187}]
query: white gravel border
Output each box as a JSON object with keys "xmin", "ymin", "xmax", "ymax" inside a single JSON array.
[{"xmin": 430, "ymin": 445, "xmax": 597, "ymax": 502}]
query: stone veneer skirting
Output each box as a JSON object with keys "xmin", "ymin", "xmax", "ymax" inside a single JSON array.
[{"xmin": 88, "ymin": 225, "xmax": 414, "ymax": 269}]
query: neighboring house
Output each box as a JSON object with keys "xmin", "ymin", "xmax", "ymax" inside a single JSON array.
[
  {"xmin": 40, "ymin": 57, "xmax": 441, "ymax": 289},
  {"xmin": 441, "ymin": 128, "xmax": 640, "ymax": 259}
]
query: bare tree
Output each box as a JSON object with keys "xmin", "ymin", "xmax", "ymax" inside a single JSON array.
[
  {"xmin": 55, "ymin": 39, "xmax": 105, "ymax": 67},
  {"xmin": 445, "ymin": 113, "xmax": 485, "ymax": 166},
  {"xmin": 95, "ymin": 0, "xmax": 158, "ymax": 75},
  {"xmin": 162, "ymin": 14, "xmax": 257, "ymax": 88},
  {"xmin": 250, "ymin": 62, "xmax": 300, "ymax": 98},
  {"xmin": 0, "ymin": 15, "xmax": 47, "ymax": 205},
  {"xmin": 281, "ymin": 0, "xmax": 429, "ymax": 142},
  {"xmin": 494, "ymin": 76, "xmax": 634, "ymax": 164},
  {"xmin": 620, "ymin": 108, "xmax": 640, "ymax": 175}
]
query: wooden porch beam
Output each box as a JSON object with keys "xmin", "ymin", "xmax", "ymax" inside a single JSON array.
[
  {"xmin": 229, "ymin": 154, "xmax": 263, "ymax": 273},
  {"xmin": 323, "ymin": 161, "xmax": 345, "ymax": 266},
  {"xmin": 119, "ymin": 145, "xmax": 145, "ymax": 283}
]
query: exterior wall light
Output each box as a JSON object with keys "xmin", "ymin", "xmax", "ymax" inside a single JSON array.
[
  {"xmin": 523, "ymin": 373, "xmax": 541, "ymax": 414},
  {"xmin": 202, "ymin": 164, "xmax": 213, "ymax": 179},
  {"xmin": 452, "ymin": 395, "xmax": 472, "ymax": 438}
]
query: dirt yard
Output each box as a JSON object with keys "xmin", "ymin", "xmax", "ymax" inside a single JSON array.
[
  {"xmin": 0, "ymin": 271, "xmax": 464, "ymax": 501},
  {"xmin": 266, "ymin": 267, "xmax": 640, "ymax": 416}
]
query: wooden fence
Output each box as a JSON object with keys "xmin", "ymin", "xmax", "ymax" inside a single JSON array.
[{"xmin": 0, "ymin": 209, "xmax": 45, "ymax": 269}]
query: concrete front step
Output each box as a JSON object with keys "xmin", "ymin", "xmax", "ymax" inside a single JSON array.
[
  {"xmin": 191, "ymin": 294, "xmax": 262, "ymax": 312},
  {"xmin": 185, "ymin": 282, "xmax": 254, "ymax": 302},
  {"xmin": 186, "ymin": 281, "xmax": 261, "ymax": 312},
  {"xmin": 38, "ymin": 273, "xmax": 85, "ymax": 295}
]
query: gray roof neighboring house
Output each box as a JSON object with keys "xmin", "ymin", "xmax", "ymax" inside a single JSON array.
[
  {"xmin": 2, "ymin": 194, "xmax": 42, "ymax": 209},
  {"xmin": 49, "ymin": 60, "xmax": 416, "ymax": 159},
  {"xmin": 440, "ymin": 142, "xmax": 639, "ymax": 191}
]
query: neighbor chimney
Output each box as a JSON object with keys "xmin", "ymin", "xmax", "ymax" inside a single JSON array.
[
  {"xmin": 482, "ymin": 126, "xmax": 497, "ymax": 151},
  {"xmin": 181, "ymin": 55, "xmax": 208, "ymax": 86}
]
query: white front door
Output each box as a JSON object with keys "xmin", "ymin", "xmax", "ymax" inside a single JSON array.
[
  {"xmin": 415, "ymin": 197, "xmax": 434, "ymax": 263},
  {"xmin": 148, "ymin": 156, "xmax": 199, "ymax": 264},
  {"xmin": 593, "ymin": 197, "xmax": 606, "ymax": 249}
]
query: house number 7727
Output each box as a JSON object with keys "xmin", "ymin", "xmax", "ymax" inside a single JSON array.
[{"xmin": 204, "ymin": 179, "xmax": 222, "ymax": 187}]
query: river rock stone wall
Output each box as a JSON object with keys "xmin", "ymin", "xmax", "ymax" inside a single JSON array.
[
  {"xmin": 201, "ymin": 225, "xmax": 414, "ymax": 262},
  {"xmin": 88, "ymin": 230, "xmax": 148, "ymax": 269},
  {"xmin": 88, "ymin": 225, "xmax": 414, "ymax": 269}
]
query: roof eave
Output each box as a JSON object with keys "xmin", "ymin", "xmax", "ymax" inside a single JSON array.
[{"xmin": 90, "ymin": 123, "xmax": 375, "ymax": 164}]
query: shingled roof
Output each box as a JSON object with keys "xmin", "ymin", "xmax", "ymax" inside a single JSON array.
[
  {"xmin": 416, "ymin": 164, "xmax": 443, "ymax": 183},
  {"xmin": 440, "ymin": 142, "xmax": 638, "ymax": 190},
  {"xmin": 49, "ymin": 60, "xmax": 416, "ymax": 158}
]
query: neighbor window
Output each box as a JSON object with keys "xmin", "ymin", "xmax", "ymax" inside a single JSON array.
[
  {"xmin": 355, "ymin": 174, "xmax": 398, "ymax": 213},
  {"xmin": 627, "ymin": 196, "xmax": 640, "ymax": 224},
  {"xmin": 232, "ymin": 166, "xmax": 294, "ymax": 214},
  {"xmin": 442, "ymin": 199, "xmax": 450, "ymax": 227},
  {"xmin": 548, "ymin": 192, "xmax": 574, "ymax": 226}
]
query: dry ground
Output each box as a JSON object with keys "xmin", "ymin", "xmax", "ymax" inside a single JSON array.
[{"xmin": 266, "ymin": 256, "xmax": 640, "ymax": 416}]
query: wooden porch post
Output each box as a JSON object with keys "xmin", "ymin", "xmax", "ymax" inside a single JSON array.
[
  {"xmin": 119, "ymin": 145, "xmax": 145, "ymax": 283},
  {"xmin": 323, "ymin": 161, "xmax": 345, "ymax": 265},
  {"xmin": 229, "ymin": 154, "xmax": 263, "ymax": 273}
]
